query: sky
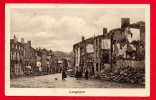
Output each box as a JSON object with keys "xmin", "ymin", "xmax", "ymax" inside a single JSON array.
[{"xmin": 10, "ymin": 7, "xmax": 145, "ymax": 52}]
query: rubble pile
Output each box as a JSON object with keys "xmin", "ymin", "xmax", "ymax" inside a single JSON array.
[{"xmin": 101, "ymin": 66, "xmax": 145, "ymax": 85}]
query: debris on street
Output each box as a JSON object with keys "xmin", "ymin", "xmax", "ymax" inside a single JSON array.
[{"xmin": 98, "ymin": 66, "xmax": 145, "ymax": 85}]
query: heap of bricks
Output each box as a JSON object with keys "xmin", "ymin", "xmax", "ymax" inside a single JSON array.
[{"xmin": 100, "ymin": 66, "xmax": 145, "ymax": 85}]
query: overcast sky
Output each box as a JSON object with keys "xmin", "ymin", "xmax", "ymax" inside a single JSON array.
[{"xmin": 10, "ymin": 7, "xmax": 145, "ymax": 52}]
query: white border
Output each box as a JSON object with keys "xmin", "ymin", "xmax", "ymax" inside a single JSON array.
[{"xmin": 5, "ymin": 4, "xmax": 150, "ymax": 96}]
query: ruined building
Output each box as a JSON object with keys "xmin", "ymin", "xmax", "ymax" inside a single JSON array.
[
  {"xmin": 73, "ymin": 18, "xmax": 145, "ymax": 77},
  {"xmin": 73, "ymin": 36, "xmax": 94, "ymax": 75}
]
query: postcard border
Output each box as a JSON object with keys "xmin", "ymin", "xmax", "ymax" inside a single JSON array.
[{"xmin": 5, "ymin": 4, "xmax": 150, "ymax": 96}]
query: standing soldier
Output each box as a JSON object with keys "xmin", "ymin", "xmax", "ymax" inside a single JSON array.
[
  {"xmin": 75, "ymin": 67, "xmax": 79, "ymax": 80},
  {"xmin": 85, "ymin": 68, "xmax": 89, "ymax": 80},
  {"xmin": 62, "ymin": 67, "xmax": 67, "ymax": 80}
]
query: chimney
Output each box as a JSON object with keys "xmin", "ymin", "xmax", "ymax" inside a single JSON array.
[
  {"xmin": 28, "ymin": 41, "xmax": 31, "ymax": 46},
  {"xmin": 82, "ymin": 36, "xmax": 85, "ymax": 42},
  {"xmin": 103, "ymin": 28, "xmax": 108, "ymax": 39},
  {"xmin": 21, "ymin": 38, "xmax": 24, "ymax": 44},
  {"xmin": 36, "ymin": 48, "xmax": 39, "ymax": 51},
  {"xmin": 103, "ymin": 28, "xmax": 107, "ymax": 35},
  {"xmin": 121, "ymin": 18, "xmax": 130, "ymax": 28}
]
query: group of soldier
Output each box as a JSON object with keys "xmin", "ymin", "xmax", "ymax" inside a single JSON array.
[{"xmin": 61, "ymin": 66, "xmax": 89, "ymax": 81}]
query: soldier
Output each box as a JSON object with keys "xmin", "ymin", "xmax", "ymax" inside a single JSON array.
[
  {"xmin": 75, "ymin": 67, "xmax": 79, "ymax": 80},
  {"xmin": 85, "ymin": 68, "xmax": 89, "ymax": 80},
  {"xmin": 62, "ymin": 67, "xmax": 67, "ymax": 80}
]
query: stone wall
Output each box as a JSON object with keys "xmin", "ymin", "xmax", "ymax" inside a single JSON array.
[{"xmin": 115, "ymin": 60, "xmax": 145, "ymax": 68}]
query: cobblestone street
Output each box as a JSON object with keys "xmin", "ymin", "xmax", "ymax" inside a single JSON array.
[{"xmin": 10, "ymin": 73, "xmax": 144, "ymax": 88}]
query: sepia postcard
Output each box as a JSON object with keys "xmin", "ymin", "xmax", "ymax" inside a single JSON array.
[{"xmin": 5, "ymin": 4, "xmax": 150, "ymax": 96}]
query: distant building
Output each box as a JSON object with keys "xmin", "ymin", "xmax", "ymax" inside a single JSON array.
[
  {"xmin": 35, "ymin": 48, "xmax": 55, "ymax": 74},
  {"xmin": 24, "ymin": 40, "xmax": 36, "ymax": 74},
  {"xmin": 41, "ymin": 48, "xmax": 48, "ymax": 68},
  {"xmin": 47, "ymin": 50, "xmax": 55, "ymax": 73},
  {"xmin": 10, "ymin": 36, "xmax": 24, "ymax": 77},
  {"xmin": 36, "ymin": 48, "xmax": 42, "ymax": 63},
  {"xmin": 10, "ymin": 36, "xmax": 58, "ymax": 76}
]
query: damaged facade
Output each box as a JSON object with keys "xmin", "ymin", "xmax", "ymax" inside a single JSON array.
[
  {"xmin": 73, "ymin": 36, "xmax": 94, "ymax": 75},
  {"xmin": 73, "ymin": 28, "xmax": 112, "ymax": 76},
  {"xmin": 94, "ymin": 28, "xmax": 111, "ymax": 76},
  {"xmin": 73, "ymin": 18, "xmax": 145, "ymax": 82},
  {"xmin": 110, "ymin": 18, "xmax": 145, "ymax": 69}
]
